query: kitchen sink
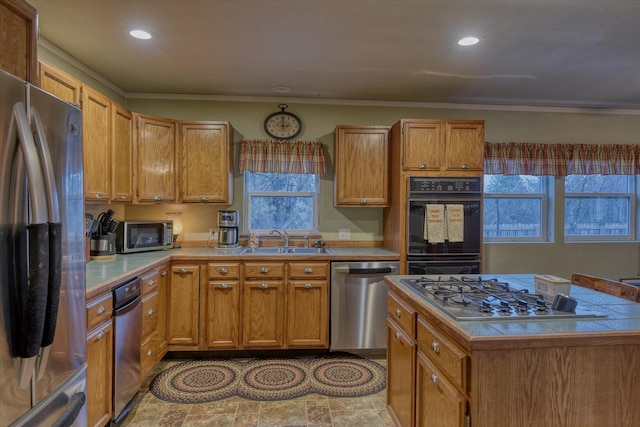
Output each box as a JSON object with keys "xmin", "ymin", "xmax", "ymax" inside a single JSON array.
[{"xmin": 241, "ymin": 247, "xmax": 331, "ymax": 254}]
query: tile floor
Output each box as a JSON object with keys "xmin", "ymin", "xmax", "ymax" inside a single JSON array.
[{"xmin": 122, "ymin": 357, "xmax": 393, "ymax": 427}]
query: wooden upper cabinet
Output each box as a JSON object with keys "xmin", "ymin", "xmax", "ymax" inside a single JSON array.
[
  {"xmin": 82, "ymin": 85, "xmax": 112, "ymax": 202},
  {"xmin": 445, "ymin": 121, "xmax": 484, "ymax": 171},
  {"xmin": 38, "ymin": 61, "xmax": 81, "ymax": 105},
  {"xmin": 0, "ymin": 0, "xmax": 37, "ymax": 83},
  {"xmin": 111, "ymin": 103, "xmax": 134, "ymax": 202},
  {"xmin": 398, "ymin": 119, "xmax": 484, "ymax": 173},
  {"xmin": 334, "ymin": 125, "xmax": 390, "ymax": 207},
  {"xmin": 135, "ymin": 113, "xmax": 178, "ymax": 203},
  {"xmin": 180, "ymin": 121, "xmax": 233, "ymax": 204}
]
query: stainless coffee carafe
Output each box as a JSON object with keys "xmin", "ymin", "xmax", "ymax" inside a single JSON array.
[{"xmin": 217, "ymin": 210, "xmax": 239, "ymax": 248}]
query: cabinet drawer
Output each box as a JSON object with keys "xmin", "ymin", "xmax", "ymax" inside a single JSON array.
[
  {"xmin": 141, "ymin": 291, "xmax": 159, "ymax": 339},
  {"xmin": 417, "ymin": 316, "xmax": 469, "ymax": 392},
  {"xmin": 243, "ymin": 262, "xmax": 284, "ymax": 278},
  {"xmin": 87, "ymin": 293, "xmax": 113, "ymax": 331},
  {"xmin": 289, "ymin": 262, "xmax": 329, "ymax": 278},
  {"xmin": 140, "ymin": 269, "xmax": 162, "ymax": 296},
  {"xmin": 208, "ymin": 262, "xmax": 239, "ymax": 279},
  {"xmin": 388, "ymin": 292, "xmax": 415, "ymax": 337},
  {"xmin": 141, "ymin": 331, "xmax": 160, "ymax": 380}
]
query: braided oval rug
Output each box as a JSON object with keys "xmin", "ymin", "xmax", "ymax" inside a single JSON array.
[{"xmin": 149, "ymin": 352, "xmax": 386, "ymax": 403}]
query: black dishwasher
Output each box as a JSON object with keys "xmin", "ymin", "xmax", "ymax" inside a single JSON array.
[{"xmin": 111, "ymin": 277, "xmax": 141, "ymax": 426}]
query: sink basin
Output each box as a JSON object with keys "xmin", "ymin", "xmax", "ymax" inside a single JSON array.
[{"xmin": 241, "ymin": 247, "xmax": 330, "ymax": 255}]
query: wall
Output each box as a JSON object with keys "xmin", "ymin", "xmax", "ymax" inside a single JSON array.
[{"xmin": 43, "ymin": 45, "xmax": 640, "ymax": 281}]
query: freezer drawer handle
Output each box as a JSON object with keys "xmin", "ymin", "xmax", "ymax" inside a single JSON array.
[{"xmin": 51, "ymin": 391, "xmax": 86, "ymax": 427}]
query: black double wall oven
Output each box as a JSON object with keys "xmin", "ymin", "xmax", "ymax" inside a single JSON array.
[{"xmin": 407, "ymin": 176, "xmax": 482, "ymax": 275}]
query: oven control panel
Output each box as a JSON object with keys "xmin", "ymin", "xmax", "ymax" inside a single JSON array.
[{"xmin": 409, "ymin": 177, "xmax": 481, "ymax": 193}]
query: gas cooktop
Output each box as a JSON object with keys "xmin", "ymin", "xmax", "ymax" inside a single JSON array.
[{"xmin": 399, "ymin": 276, "xmax": 606, "ymax": 321}]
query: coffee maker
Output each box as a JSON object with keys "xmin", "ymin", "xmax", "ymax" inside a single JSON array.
[{"xmin": 217, "ymin": 210, "xmax": 239, "ymax": 248}]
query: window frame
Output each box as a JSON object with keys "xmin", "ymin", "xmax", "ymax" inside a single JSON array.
[
  {"xmin": 483, "ymin": 174, "xmax": 551, "ymax": 243},
  {"xmin": 242, "ymin": 171, "xmax": 320, "ymax": 236},
  {"xmin": 563, "ymin": 174, "xmax": 636, "ymax": 242}
]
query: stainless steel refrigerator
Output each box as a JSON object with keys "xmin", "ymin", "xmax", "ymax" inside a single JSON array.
[{"xmin": 0, "ymin": 69, "xmax": 87, "ymax": 426}]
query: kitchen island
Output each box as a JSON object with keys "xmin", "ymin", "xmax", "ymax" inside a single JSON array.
[{"xmin": 385, "ymin": 274, "xmax": 640, "ymax": 427}]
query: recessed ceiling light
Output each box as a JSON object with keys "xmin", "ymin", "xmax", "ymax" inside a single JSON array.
[
  {"xmin": 130, "ymin": 29, "xmax": 152, "ymax": 40},
  {"xmin": 271, "ymin": 86, "xmax": 292, "ymax": 93},
  {"xmin": 458, "ymin": 36, "xmax": 480, "ymax": 47}
]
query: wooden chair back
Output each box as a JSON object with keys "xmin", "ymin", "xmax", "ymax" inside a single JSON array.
[{"xmin": 571, "ymin": 273, "xmax": 640, "ymax": 302}]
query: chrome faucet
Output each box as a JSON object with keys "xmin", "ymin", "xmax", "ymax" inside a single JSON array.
[{"xmin": 269, "ymin": 228, "xmax": 289, "ymax": 247}]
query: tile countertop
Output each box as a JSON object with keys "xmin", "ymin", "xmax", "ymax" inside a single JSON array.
[
  {"xmin": 386, "ymin": 274, "xmax": 640, "ymax": 350},
  {"xmin": 86, "ymin": 246, "xmax": 399, "ymax": 299}
]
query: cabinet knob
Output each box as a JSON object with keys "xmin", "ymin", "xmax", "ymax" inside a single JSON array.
[
  {"xmin": 161, "ymin": 270, "xmax": 167, "ymax": 276},
  {"xmin": 154, "ymin": 195, "xmax": 162, "ymax": 201},
  {"xmin": 97, "ymin": 305, "xmax": 105, "ymax": 315},
  {"xmin": 431, "ymin": 340, "xmax": 441, "ymax": 354},
  {"xmin": 304, "ymin": 268, "xmax": 313, "ymax": 274},
  {"xmin": 219, "ymin": 267, "xmax": 228, "ymax": 274},
  {"xmin": 178, "ymin": 268, "xmax": 187, "ymax": 274},
  {"xmin": 260, "ymin": 283, "xmax": 269, "ymax": 289},
  {"xmin": 431, "ymin": 372, "xmax": 439, "ymax": 386},
  {"xmin": 148, "ymin": 279, "xmax": 155, "ymax": 286},
  {"xmin": 360, "ymin": 199, "xmax": 367, "ymax": 204},
  {"xmin": 304, "ymin": 283, "xmax": 312, "ymax": 289},
  {"xmin": 147, "ymin": 350, "xmax": 153, "ymax": 357},
  {"xmin": 121, "ymin": 195, "xmax": 126, "ymax": 200},
  {"xmin": 395, "ymin": 307, "xmax": 402, "ymax": 317},
  {"xmin": 260, "ymin": 267, "xmax": 270, "ymax": 273},
  {"xmin": 460, "ymin": 163, "xmax": 470, "ymax": 169},
  {"xmin": 219, "ymin": 283, "xmax": 229, "ymax": 289},
  {"xmin": 96, "ymin": 330, "xmax": 104, "ymax": 340},
  {"xmin": 419, "ymin": 163, "xmax": 427, "ymax": 169},
  {"xmin": 201, "ymin": 196, "xmax": 209, "ymax": 201},
  {"xmin": 95, "ymin": 193, "xmax": 102, "ymax": 199},
  {"xmin": 148, "ymin": 309, "xmax": 154, "ymax": 316},
  {"xmin": 395, "ymin": 331, "xmax": 401, "ymax": 340}
]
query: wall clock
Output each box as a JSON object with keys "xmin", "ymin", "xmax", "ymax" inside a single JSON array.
[{"xmin": 264, "ymin": 104, "xmax": 302, "ymax": 140}]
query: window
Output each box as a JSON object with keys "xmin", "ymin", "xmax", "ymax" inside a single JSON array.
[
  {"xmin": 564, "ymin": 174, "xmax": 635, "ymax": 241},
  {"xmin": 483, "ymin": 175, "xmax": 549, "ymax": 241},
  {"xmin": 243, "ymin": 172, "xmax": 319, "ymax": 235}
]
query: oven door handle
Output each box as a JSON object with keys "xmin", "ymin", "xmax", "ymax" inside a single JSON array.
[{"xmin": 409, "ymin": 197, "xmax": 480, "ymax": 203}]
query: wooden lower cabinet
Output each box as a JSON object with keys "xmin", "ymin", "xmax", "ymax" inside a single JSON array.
[
  {"xmin": 387, "ymin": 318, "xmax": 416, "ymax": 427},
  {"xmin": 242, "ymin": 280, "xmax": 285, "ymax": 348},
  {"xmin": 286, "ymin": 261, "xmax": 329, "ymax": 348},
  {"xmin": 86, "ymin": 292, "xmax": 113, "ymax": 427},
  {"xmin": 168, "ymin": 264, "xmax": 200, "ymax": 349},
  {"xmin": 202, "ymin": 280, "xmax": 241, "ymax": 349}
]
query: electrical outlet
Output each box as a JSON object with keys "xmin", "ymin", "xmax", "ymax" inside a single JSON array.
[
  {"xmin": 338, "ymin": 229, "xmax": 350, "ymax": 240},
  {"xmin": 209, "ymin": 228, "xmax": 216, "ymax": 234}
]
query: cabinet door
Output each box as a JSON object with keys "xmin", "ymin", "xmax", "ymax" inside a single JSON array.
[
  {"xmin": 38, "ymin": 61, "xmax": 81, "ymax": 105},
  {"xmin": 334, "ymin": 126, "xmax": 389, "ymax": 207},
  {"xmin": 416, "ymin": 351, "xmax": 467, "ymax": 427},
  {"xmin": 202, "ymin": 280, "xmax": 241, "ymax": 349},
  {"xmin": 82, "ymin": 85, "xmax": 112, "ymax": 201},
  {"xmin": 387, "ymin": 318, "xmax": 416, "ymax": 427},
  {"xmin": 0, "ymin": 0, "xmax": 37, "ymax": 82},
  {"xmin": 136, "ymin": 114, "xmax": 178, "ymax": 203},
  {"xmin": 168, "ymin": 264, "xmax": 199, "ymax": 348},
  {"xmin": 287, "ymin": 279, "xmax": 328, "ymax": 348},
  {"xmin": 242, "ymin": 280, "xmax": 284, "ymax": 348},
  {"xmin": 86, "ymin": 321, "xmax": 113, "ymax": 427},
  {"xmin": 445, "ymin": 121, "xmax": 484, "ymax": 171},
  {"xmin": 402, "ymin": 120, "xmax": 444, "ymax": 171},
  {"xmin": 181, "ymin": 121, "xmax": 233, "ymax": 203},
  {"xmin": 111, "ymin": 103, "xmax": 134, "ymax": 202}
]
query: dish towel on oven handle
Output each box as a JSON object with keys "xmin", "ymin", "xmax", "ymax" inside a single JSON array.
[
  {"xmin": 446, "ymin": 204, "xmax": 464, "ymax": 242},
  {"xmin": 424, "ymin": 204, "xmax": 446, "ymax": 243}
]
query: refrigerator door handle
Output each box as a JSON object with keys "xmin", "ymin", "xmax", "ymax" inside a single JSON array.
[
  {"xmin": 7, "ymin": 103, "xmax": 51, "ymax": 389},
  {"xmin": 31, "ymin": 107, "xmax": 63, "ymax": 381}
]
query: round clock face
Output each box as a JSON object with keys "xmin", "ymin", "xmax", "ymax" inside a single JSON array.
[{"xmin": 264, "ymin": 111, "xmax": 302, "ymax": 140}]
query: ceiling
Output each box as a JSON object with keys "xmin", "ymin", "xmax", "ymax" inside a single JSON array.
[{"xmin": 30, "ymin": 0, "xmax": 640, "ymax": 110}]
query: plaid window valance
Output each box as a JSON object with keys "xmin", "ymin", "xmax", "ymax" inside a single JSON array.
[
  {"xmin": 484, "ymin": 142, "xmax": 640, "ymax": 176},
  {"xmin": 239, "ymin": 139, "xmax": 327, "ymax": 175}
]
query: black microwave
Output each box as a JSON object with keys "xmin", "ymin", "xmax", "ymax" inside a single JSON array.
[{"xmin": 115, "ymin": 221, "xmax": 174, "ymax": 253}]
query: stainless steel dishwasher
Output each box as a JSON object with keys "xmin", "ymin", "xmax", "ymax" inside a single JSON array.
[
  {"xmin": 111, "ymin": 277, "xmax": 141, "ymax": 426},
  {"xmin": 330, "ymin": 261, "xmax": 399, "ymax": 351}
]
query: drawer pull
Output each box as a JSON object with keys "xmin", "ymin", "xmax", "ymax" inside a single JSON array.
[
  {"xmin": 460, "ymin": 163, "xmax": 470, "ymax": 169},
  {"xmin": 260, "ymin": 267, "xmax": 270, "ymax": 273},
  {"xmin": 153, "ymin": 195, "xmax": 162, "ymax": 201},
  {"xmin": 304, "ymin": 283, "xmax": 312, "ymax": 289},
  {"xmin": 148, "ymin": 309, "xmax": 154, "ymax": 316},
  {"xmin": 304, "ymin": 268, "xmax": 313, "ymax": 274},
  {"xmin": 161, "ymin": 270, "xmax": 167, "ymax": 276},
  {"xmin": 148, "ymin": 279, "xmax": 155, "ymax": 286},
  {"xmin": 395, "ymin": 307, "xmax": 402, "ymax": 317},
  {"xmin": 201, "ymin": 196, "xmax": 209, "ymax": 201},
  {"xmin": 219, "ymin": 267, "xmax": 229, "ymax": 274},
  {"xmin": 120, "ymin": 195, "xmax": 126, "ymax": 200},
  {"xmin": 431, "ymin": 340, "xmax": 441, "ymax": 354},
  {"xmin": 431, "ymin": 372, "xmax": 439, "ymax": 386},
  {"xmin": 147, "ymin": 350, "xmax": 153, "ymax": 357},
  {"xmin": 219, "ymin": 283, "xmax": 229, "ymax": 289},
  {"xmin": 360, "ymin": 199, "xmax": 367, "ymax": 204},
  {"xmin": 260, "ymin": 283, "xmax": 269, "ymax": 289},
  {"xmin": 95, "ymin": 193, "xmax": 102, "ymax": 199},
  {"xmin": 178, "ymin": 268, "xmax": 187, "ymax": 274},
  {"xmin": 419, "ymin": 163, "xmax": 427, "ymax": 169},
  {"xmin": 395, "ymin": 331, "xmax": 401, "ymax": 340},
  {"xmin": 96, "ymin": 330, "xmax": 104, "ymax": 340},
  {"xmin": 97, "ymin": 305, "xmax": 105, "ymax": 315}
]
